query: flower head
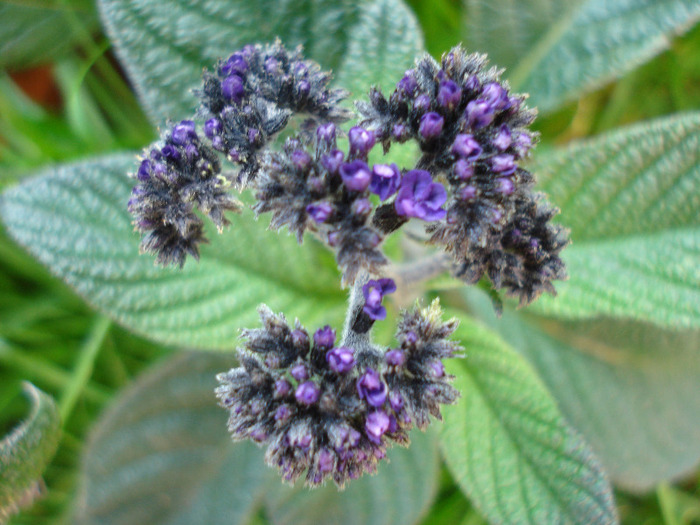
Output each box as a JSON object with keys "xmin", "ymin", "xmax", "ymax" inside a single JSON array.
[{"xmin": 395, "ymin": 170, "xmax": 447, "ymax": 221}]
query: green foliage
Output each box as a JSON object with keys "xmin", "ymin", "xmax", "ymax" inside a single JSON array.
[
  {"xmin": 99, "ymin": 0, "xmax": 422, "ymax": 125},
  {"xmin": 0, "ymin": 383, "xmax": 60, "ymax": 523},
  {"xmin": 529, "ymin": 113, "xmax": 700, "ymax": 328},
  {"xmin": 464, "ymin": 0, "xmax": 700, "ymax": 112},
  {"xmin": 440, "ymin": 311, "xmax": 617, "ymax": 524},
  {"xmin": 0, "ymin": 155, "xmax": 346, "ymax": 350},
  {"xmin": 75, "ymin": 352, "xmax": 439, "ymax": 525}
]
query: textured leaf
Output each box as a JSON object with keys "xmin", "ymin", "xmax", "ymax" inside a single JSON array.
[
  {"xmin": 76, "ymin": 352, "xmax": 439, "ymax": 525},
  {"xmin": 98, "ymin": 0, "xmax": 423, "ymax": 125},
  {"xmin": 467, "ymin": 291, "xmax": 700, "ymax": 493},
  {"xmin": 0, "ymin": 383, "xmax": 61, "ymax": 522},
  {"xmin": 464, "ymin": 0, "xmax": 700, "ymax": 112},
  {"xmin": 0, "ymin": 1, "xmax": 98, "ymax": 69},
  {"xmin": 439, "ymin": 310, "xmax": 617, "ymax": 525},
  {"xmin": 335, "ymin": 0, "xmax": 423, "ymax": 97},
  {"xmin": 0, "ymin": 154, "xmax": 346, "ymax": 350},
  {"xmin": 529, "ymin": 113, "xmax": 700, "ymax": 328}
]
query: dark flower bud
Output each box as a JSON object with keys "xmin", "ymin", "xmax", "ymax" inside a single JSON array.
[
  {"xmin": 437, "ymin": 80, "xmax": 462, "ymax": 110},
  {"xmin": 362, "ymin": 278, "xmax": 396, "ymax": 321},
  {"xmin": 291, "ymin": 363, "xmax": 309, "ymax": 381},
  {"xmin": 413, "ymin": 94, "xmax": 431, "ymax": 113},
  {"xmin": 429, "ymin": 361, "xmax": 445, "ymax": 377},
  {"xmin": 388, "ymin": 391, "xmax": 404, "ymax": 412},
  {"xmin": 493, "ymin": 124, "xmax": 512, "ymax": 150},
  {"xmin": 482, "ymin": 82, "xmax": 509, "ymax": 110},
  {"xmin": 351, "ymin": 198, "xmax": 372, "ymax": 218},
  {"xmin": 451, "ymin": 134, "xmax": 482, "ymax": 161},
  {"xmin": 295, "ymin": 381, "xmax": 320, "ymax": 405},
  {"xmin": 365, "ymin": 410, "xmax": 390, "ymax": 444},
  {"xmin": 321, "ymin": 149, "xmax": 344, "ymax": 174},
  {"xmin": 314, "ymin": 326, "xmax": 335, "ymax": 349},
  {"xmin": 454, "ymin": 159, "xmax": 474, "ymax": 180},
  {"xmin": 395, "ymin": 170, "xmax": 447, "ymax": 221},
  {"xmin": 357, "ymin": 368, "xmax": 387, "ymax": 407},
  {"xmin": 348, "ymin": 126, "xmax": 376, "ymax": 157},
  {"xmin": 340, "ymin": 160, "xmax": 371, "ymax": 192},
  {"xmin": 396, "ymin": 71, "xmax": 417, "ymax": 97},
  {"xmin": 275, "ymin": 379, "xmax": 292, "ymax": 397},
  {"xmin": 496, "ymin": 177, "xmax": 515, "ymax": 195},
  {"xmin": 419, "ymin": 112, "xmax": 444, "ymax": 140},
  {"xmin": 221, "ymin": 52, "xmax": 248, "ymax": 75},
  {"xmin": 291, "ymin": 150, "xmax": 312, "ymax": 170},
  {"xmin": 306, "ymin": 202, "xmax": 333, "ymax": 223},
  {"xmin": 385, "ymin": 349, "xmax": 405, "ymax": 367},
  {"xmin": 316, "ymin": 122, "xmax": 336, "ymax": 144},
  {"xmin": 465, "ymin": 99, "xmax": 494, "ymax": 129},
  {"xmin": 222, "ymin": 74, "xmax": 245, "ymax": 103},
  {"xmin": 491, "ymin": 154, "xmax": 516, "ymax": 175},
  {"xmin": 326, "ymin": 347, "xmax": 356, "ymax": 373},
  {"xmin": 459, "ymin": 185, "xmax": 477, "ymax": 200},
  {"xmin": 392, "ymin": 123, "xmax": 408, "ymax": 140},
  {"xmin": 137, "ymin": 159, "xmax": 152, "ymax": 181},
  {"xmin": 171, "ymin": 120, "xmax": 197, "ymax": 145},
  {"xmin": 275, "ymin": 404, "xmax": 292, "ymax": 421},
  {"xmin": 370, "ymin": 163, "xmax": 401, "ymax": 201}
]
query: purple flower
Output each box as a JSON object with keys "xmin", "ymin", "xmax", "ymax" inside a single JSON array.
[
  {"xmin": 274, "ymin": 379, "xmax": 292, "ymax": 397},
  {"xmin": 357, "ymin": 368, "xmax": 387, "ymax": 407},
  {"xmin": 264, "ymin": 57, "xmax": 279, "ymax": 73},
  {"xmin": 419, "ymin": 112, "xmax": 444, "ymax": 140},
  {"xmin": 465, "ymin": 99, "xmax": 494, "ymax": 129},
  {"xmin": 221, "ymin": 52, "xmax": 248, "ymax": 76},
  {"xmin": 204, "ymin": 118, "xmax": 222, "ymax": 138},
  {"xmin": 385, "ymin": 349, "xmax": 405, "ymax": 367},
  {"xmin": 314, "ymin": 326, "xmax": 335, "ymax": 349},
  {"xmin": 397, "ymin": 71, "xmax": 417, "ymax": 97},
  {"xmin": 491, "ymin": 154, "xmax": 516, "ymax": 175},
  {"xmin": 222, "ymin": 74, "xmax": 245, "ymax": 103},
  {"xmin": 392, "ymin": 123, "xmax": 408, "ymax": 140},
  {"xmin": 291, "ymin": 329, "xmax": 309, "ymax": 349},
  {"xmin": 437, "ymin": 80, "xmax": 462, "ymax": 110},
  {"xmin": 316, "ymin": 122, "xmax": 336, "ymax": 144},
  {"xmin": 275, "ymin": 404, "xmax": 292, "ymax": 421},
  {"xmin": 496, "ymin": 177, "xmax": 515, "ymax": 195},
  {"xmin": 493, "ymin": 125, "xmax": 512, "ymax": 150},
  {"xmin": 395, "ymin": 170, "xmax": 447, "ymax": 221},
  {"xmin": 459, "ymin": 185, "xmax": 477, "ymax": 201},
  {"xmin": 137, "ymin": 159, "xmax": 152, "ymax": 181},
  {"xmin": 161, "ymin": 144, "xmax": 180, "ymax": 160},
  {"xmin": 171, "ymin": 120, "xmax": 197, "ymax": 145},
  {"xmin": 295, "ymin": 381, "xmax": 320, "ymax": 405},
  {"xmin": 326, "ymin": 347, "xmax": 355, "ymax": 373},
  {"xmin": 454, "ymin": 159, "xmax": 474, "ymax": 180},
  {"xmin": 348, "ymin": 127, "xmax": 376, "ymax": 157},
  {"xmin": 414, "ymin": 94, "xmax": 431, "ymax": 113},
  {"xmin": 429, "ymin": 361, "xmax": 445, "ymax": 377},
  {"xmin": 389, "ymin": 391, "xmax": 404, "ymax": 412},
  {"xmin": 514, "ymin": 132, "xmax": 533, "ymax": 157},
  {"xmin": 365, "ymin": 410, "xmax": 390, "ymax": 444},
  {"xmin": 482, "ymin": 82, "xmax": 509, "ymax": 110},
  {"xmin": 306, "ymin": 202, "xmax": 332, "ymax": 223},
  {"xmin": 291, "ymin": 363, "xmax": 309, "ymax": 381},
  {"xmin": 247, "ymin": 128, "xmax": 260, "ymax": 145},
  {"xmin": 291, "ymin": 150, "xmax": 312, "ymax": 170},
  {"xmin": 318, "ymin": 449, "xmax": 334, "ymax": 473},
  {"xmin": 340, "ymin": 160, "xmax": 371, "ymax": 192},
  {"xmin": 352, "ymin": 198, "xmax": 372, "ymax": 218},
  {"xmin": 451, "ymin": 134, "xmax": 482, "ymax": 161},
  {"xmin": 370, "ymin": 163, "xmax": 401, "ymax": 201},
  {"xmin": 321, "ymin": 150, "xmax": 344, "ymax": 174},
  {"xmin": 362, "ymin": 278, "xmax": 396, "ymax": 321}
]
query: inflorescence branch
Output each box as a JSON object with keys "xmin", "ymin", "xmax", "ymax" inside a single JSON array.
[{"xmin": 127, "ymin": 41, "xmax": 569, "ymax": 487}]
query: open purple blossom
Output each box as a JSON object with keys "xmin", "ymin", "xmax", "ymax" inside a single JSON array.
[
  {"xmin": 357, "ymin": 368, "xmax": 387, "ymax": 407},
  {"xmin": 419, "ymin": 112, "xmax": 444, "ymax": 140},
  {"xmin": 306, "ymin": 202, "xmax": 333, "ymax": 223},
  {"xmin": 365, "ymin": 410, "xmax": 390, "ymax": 444},
  {"xmin": 362, "ymin": 278, "xmax": 396, "ymax": 321},
  {"xmin": 326, "ymin": 347, "xmax": 356, "ymax": 373},
  {"xmin": 370, "ymin": 163, "xmax": 401, "ymax": 201},
  {"xmin": 340, "ymin": 160, "xmax": 371, "ymax": 192},
  {"xmin": 395, "ymin": 170, "xmax": 447, "ymax": 221},
  {"xmin": 314, "ymin": 326, "xmax": 335, "ymax": 349},
  {"xmin": 348, "ymin": 126, "xmax": 376, "ymax": 158},
  {"xmin": 295, "ymin": 382, "xmax": 320, "ymax": 404}
]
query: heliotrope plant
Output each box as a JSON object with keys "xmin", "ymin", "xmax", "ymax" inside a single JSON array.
[{"xmin": 128, "ymin": 40, "xmax": 567, "ymax": 487}]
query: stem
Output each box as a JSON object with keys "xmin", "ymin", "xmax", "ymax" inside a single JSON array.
[
  {"xmin": 387, "ymin": 252, "xmax": 452, "ymax": 290},
  {"xmin": 340, "ymin": 271, "xmax": 382, "ymax": 367}
]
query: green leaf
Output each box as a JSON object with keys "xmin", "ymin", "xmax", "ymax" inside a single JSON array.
[
  {"xmin": 439, "ymin": 310, "xmax": 617, "ymax": 525},
  {"xmin": 76, "ymin": 352, "xmax": 439, "ymax": 525},
  {"xmin": 0, "ymin": 1, "xmax": 98, "ymax": 69},
  {"xmin": 0, "ymin": 154, "xmax": 346, "ymax": 350},
  {"xmin": 97, "ymin": 0, "xmax": 423, "ymax": 125},
  {"xmin": 464, "ymin": 0, "xmax": 700, "ymax": 112},
  {"xmin": 0, "ymin": 382, "xmax": 61, "ymax": 522},
  {"xmin": 529, "ymin": 112, "xmax": 700, "ymax": 329},
  {"xmin": 335, "ymin": 0, "xmax": 423, "ymax": 97},
  {"xmin": 467, "ymin": 290, "xmax": 700, "ymax": 492}
]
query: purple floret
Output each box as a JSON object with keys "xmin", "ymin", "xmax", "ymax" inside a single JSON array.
[
  {"xmin": 340, "ymin": 160, "xmax": 371, "ymax": 192},
  {"xmin": 369, "ymin": 163, "xmax": 401, "ymax": 201},
  {"xmin": 394, "ymin": 170, "xmax": 447, "ymax": 221},
  {"xmin": 362, "ymin": 278, "xmax": 396, "ymax": 321},
  {"xmin": 326, "ymin": 347, "xmax": 356, "ymax": 373},
  {"xmin": 357, "ymin": 368, "xmax": 387, "ymax": 407}
]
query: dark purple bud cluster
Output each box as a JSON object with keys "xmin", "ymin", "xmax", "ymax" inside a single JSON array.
[
  {"xmin": 128, "ymin": 120, "xmax": 241, "ymax": 266},
  {"xmin": 357, "ymin": 46, "xmax": 568, "ymax": 304},
  {"xmin": 215, "ymin": 300, "xmax": 461, "ymax": 487},
  {"xmin": 198, "ymin": 39, "xmax": 351, "ymax": 183}
]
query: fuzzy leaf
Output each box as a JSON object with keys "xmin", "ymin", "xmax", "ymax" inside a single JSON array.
[
  {"xmin": 0, "ymin": 1, "xmax": 98, "ymax": 69},
  {"xmin": 97, "ymin": 0, "xmax": 423, "ymax": 125},
  {"xmin": 76, "ymin": 352, "xmax": 439, "ymax": 525},
  {"xmin": 465, "ymin": 0, "xmax": 700, "ymax": 112},
  {"xmin": 0, "ymin": 154, "xmax": 346, "ymax": 350},
  {"xmin": 0, "ymin": 383, "xmax": 61, "ymax": 523},
  {"xmin": 529, "ymin": 112, "xmax": 700, "ymax": 329},
  {"xmin": 467, "ymin": 290, "xmax": 700, "ymax": 493},
  {"xmin": 439, "ymin": 311, "xmax": 617, "ymax": 525}
]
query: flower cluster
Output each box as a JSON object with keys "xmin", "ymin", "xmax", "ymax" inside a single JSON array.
[
  {"xmin": 215, "ymin": 298, "xmax": 460, "ymax": 487},
  {"xmin": 128, "ymin": 120, "xmax": 240, "ymax": 266},
  {"xmin": 357, "ymin": 46, "xmax": 568, "ymax": 304}
]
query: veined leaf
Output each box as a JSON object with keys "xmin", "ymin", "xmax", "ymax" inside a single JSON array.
[
  {"xmin": 467, "ymin": 290, "xmax": 700, "ymax": 493},
  {"xmin": 439, "ymin": 310, "xmax": 617, "ymax": 525},
  {"xmin": 529, "ymin": 112, "xmax": 700, "ymax": 329},
  {"xmin": 464, "ymin": 0, "xmax": 700, "ymax": 112},
  {"xmin": 98, "ymin": 0, "xmax": 423, "ymax": 125},
  {"xmin": 0, "ymin": 154, "xmax": 346, "ymax": 350},
  {"xmin": 76, "ymin": 352, "xmax": 439, "ymax": 525},
  {"xmin": 0, "ymin": 383, "xmax": 60, "ymax": 523}
]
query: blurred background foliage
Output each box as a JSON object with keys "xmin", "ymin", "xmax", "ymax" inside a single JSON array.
[{"xmin": 0, "ymin": 0, "xmax": 698, "ymax": 523}]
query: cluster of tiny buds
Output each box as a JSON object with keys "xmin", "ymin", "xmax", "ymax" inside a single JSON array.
[{"xmin": 216, "ymin": 297, "xmax": 460, "ymax": 487}]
